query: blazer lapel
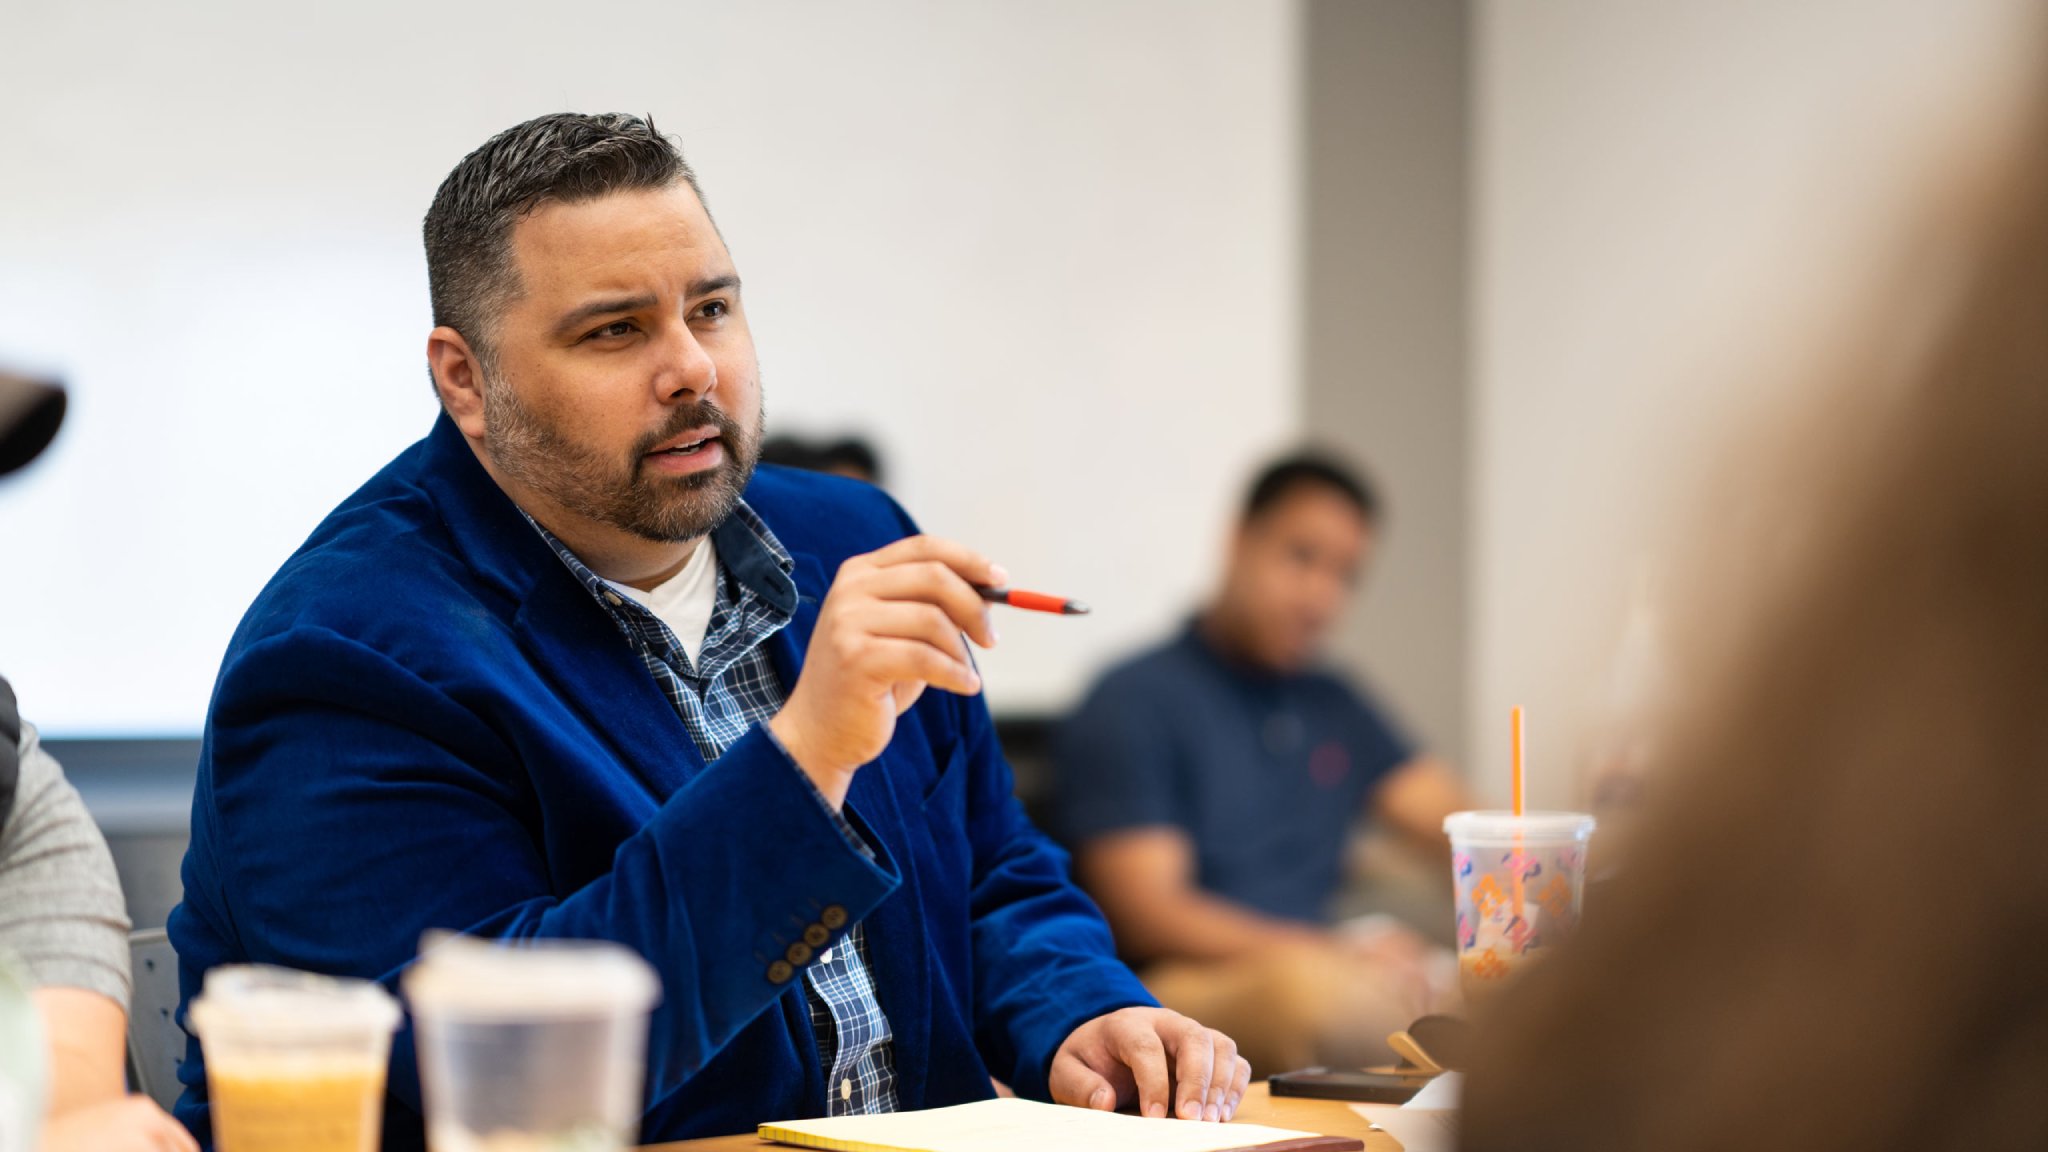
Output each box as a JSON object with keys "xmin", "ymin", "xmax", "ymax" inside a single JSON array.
[
  {"xmin": 512, "ymin": 573, "xmax": 706, "ymax": 802},
  {"xmin": 763, "ymin": 548, "xmax": 824, "ymax": 704},
  {"xmin": 418, "ymin": 412, "xmax": 706, "ymax": 801}
]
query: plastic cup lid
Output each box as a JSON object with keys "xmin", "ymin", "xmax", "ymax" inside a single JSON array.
[
  {"xmin": 1443, "ymin": 809, "xmax": 1597, "ymax": 843},
  {"xmin": 403, "ymin": 934, "xmax": 661, "ymax": 1021},
  {"xmin": 188, "ymin": 965, "xmax": 401, "ymax": 1040}
]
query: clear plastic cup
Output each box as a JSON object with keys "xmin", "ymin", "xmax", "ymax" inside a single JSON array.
[
  {"xmin": 403, "ymin": 935, "xmax": 660, "ymax": 1152},
  {"xmin": 187, "ymin": 965, "xmax": 402, "ymax": 1152},
  {"xmin": 1443, "ymin": 810, "xmax": 1596, "ymax": 1007}
]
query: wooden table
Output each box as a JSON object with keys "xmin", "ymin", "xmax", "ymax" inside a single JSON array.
[{"xmin": 638, "ymin": 1083, "xmax": 1400, "ymax": 1150}]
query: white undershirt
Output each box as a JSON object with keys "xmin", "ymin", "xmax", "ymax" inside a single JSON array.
[{"xmin": 605, "ymin": 536, "xmax": 720, "ymax": 668}]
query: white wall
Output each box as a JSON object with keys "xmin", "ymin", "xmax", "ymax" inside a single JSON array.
[
  {"xmin": 1301, "ymin": 0, "xmax": 1469, "ymax": 767},
  {"xmin": 1470, "ymin": 0, "xmax": 2034, "ymax": 806},
  {"xmin": 0, "ymin": 0, "xmax": 1301, "ymax": 734}
]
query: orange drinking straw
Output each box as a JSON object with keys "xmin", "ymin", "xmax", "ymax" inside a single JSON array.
[
  {"xmin": 1511, "ymin": 706, "xmax": 1526, "ymax": 817},
  {"xmin": 1511, "ymin": 706, "xmax": 1527, "ymax": 920}
]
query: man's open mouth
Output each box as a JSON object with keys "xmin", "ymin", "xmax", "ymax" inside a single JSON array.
[{"xmin": 647, "ymin": 427, "xmax": 723, "ymax": 458}]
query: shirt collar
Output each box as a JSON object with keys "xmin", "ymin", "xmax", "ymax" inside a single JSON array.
[
  {"xmin": 710, "ymin": 499, "xmax": 799, "ymax": 616},
  {"xmin": 1181, "ymin": 613, "xmax": 1300, "ymax": 686},
  {"xmin": 522, "ymin": 499, "xmax": 797, "ymax": 621}
]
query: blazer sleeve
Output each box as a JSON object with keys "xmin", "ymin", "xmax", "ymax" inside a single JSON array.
[
  {"xmin": 953, "ymin": 688, "xmax": 1158, "ymax": 1100},
  {"xmin": 186, "ymin": 623, "xmax": 900, "ymax": 1114}
]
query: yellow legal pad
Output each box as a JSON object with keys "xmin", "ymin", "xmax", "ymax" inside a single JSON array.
[{"xmin": 758, "ymin": 1097, "xmax": 1362, "ymax": 1152}]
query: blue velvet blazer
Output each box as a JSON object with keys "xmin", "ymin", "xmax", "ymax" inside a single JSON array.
[{"xmin": 167, "ymin": 414, "xmax": 1151, "ymax": 1149}]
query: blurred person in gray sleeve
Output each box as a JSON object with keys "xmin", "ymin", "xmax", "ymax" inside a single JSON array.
[{"xmin": 2, "ymin": 369, "xmax": 196, "ymax": 1152}]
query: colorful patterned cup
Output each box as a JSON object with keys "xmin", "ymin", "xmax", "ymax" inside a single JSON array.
[{"xmin": 1443, "ymin": 811, "xmax": 1595, "ymax": 1007}]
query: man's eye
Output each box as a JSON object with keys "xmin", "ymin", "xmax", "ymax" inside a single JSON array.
[
  {"xmin": 586, "ymin": 320, "xmax": 638, "ymax": 341},
  {"xmin": 697, "ymin": 299, "xmax": 728, "ymax": 320}
]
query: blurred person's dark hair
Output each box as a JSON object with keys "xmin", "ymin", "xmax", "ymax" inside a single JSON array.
[
  {"xmin": 423, "ymin": 113, "xmax": 700, "ymax": 379},
  {"xmin": 0, "ymin": 370, "xmax": 64, "ymax": 476},
  {"xmin": 761, "ymin": 434, "xmax": 885, "ymax": 487},
  {"xmin": 1462, "ymin": 46, "xmax": 2048, "ymax": 1152},
  {"xmin": 759, "ymin": 436, "xmax": 819, "ymax": 473},
  {"xmin": 1242, "ymin": 452, "xmax": 1378, "ymax": 525},
  {"xmin": 816, "ymin": 438, "xmax": 883, "ymax": 486}
]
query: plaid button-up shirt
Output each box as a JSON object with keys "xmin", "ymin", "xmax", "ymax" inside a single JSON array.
[{"xmin": 527, "ymin": 502, "xmax": 899, "ymax": 1116}]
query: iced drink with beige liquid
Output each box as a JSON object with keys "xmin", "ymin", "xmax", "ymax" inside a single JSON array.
[{"xmin": 187, "ymin": 965, "xmax": 402, "ymax": 1152}]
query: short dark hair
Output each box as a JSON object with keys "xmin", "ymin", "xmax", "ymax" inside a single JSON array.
[
  {"xmin": 1242, "ymin": 452, "xmax": 1379, "ymax": 524},
  {"xmin": 760, "ymin": 435, "xmax": 886, "ymax": 486},
  {"xmin": 423, "ymin": 112, "xmax": 701, "ymax": 368},
  {"xmin": 816, "ymin": 438, "xmax": 884, "ymax": 484}
]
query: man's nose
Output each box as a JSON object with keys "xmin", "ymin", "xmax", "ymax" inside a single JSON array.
[{"xmin": 655, "ymin": 323, "xmax": 717, "ymax": 402}]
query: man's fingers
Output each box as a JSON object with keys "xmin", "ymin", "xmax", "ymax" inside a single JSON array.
[
  {"xmin": 859, "ymin": 601, "xmax": 975, "ymax": 667},
  {"xmin": 889, "ymin": 679, "xmax": 928, "ymax": 716},
  {"xmin": 1223, "ymin": 1055, "xmax": 1251, "ymax": 1121},
  {"xmin": 867, "ymin": 636, "xmax": 981, "ymax": 698},
  {"xmin": 43, "ymin": 1098, "xmax": 199, "ymax": 1152},
  {"xmin": 1047, "ymin": 1054, "xmax": 1120, "ymax": 1112},
  {"xmin": 1171, "ymin": 1020, "xmax": 1216, "ymax": 1121},
  {"xmin": 858, "ymin": 534, "xmax": 1005, "ymax": 588},
  {"xmin": 820, "ymin": 599, "xmax": 981, "ymax": 698},
  {"xmin": 142, "ymin": 1097, "xmax": 200, "ymax": 1152},
  {"xmin": 1201, "ymin": 1030, "xmax": 1239, "ymax": 1121},
  {"xmin": 1113, "ymin": 1018, "xmax": 1173, "ymax": 1119},
  {"xmin": 1051, "ymin": 1010, "xmax": 1247, "ymax": 1124},
  {"xmin": 862, "ymin": 560, "xmax": 997, "ymax": 647}
]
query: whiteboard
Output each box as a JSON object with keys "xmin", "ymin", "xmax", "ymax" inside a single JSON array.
[{"xmin": 0, "ymin": 1, "xmax": 1301, "ymax": 734}]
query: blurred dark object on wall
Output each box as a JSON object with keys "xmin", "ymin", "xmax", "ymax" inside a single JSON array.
[{"xmin": 0, "ymin": 369, "xmax": 66, "ymax": 475}]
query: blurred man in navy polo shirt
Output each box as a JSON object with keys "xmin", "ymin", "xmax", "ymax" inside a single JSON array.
[{"xmin": 1055, "ymin": 454, "xmax": 1470, "ymax": 1074}]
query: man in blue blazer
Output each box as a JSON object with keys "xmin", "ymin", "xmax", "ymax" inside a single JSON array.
[{"xmin": 167, "ymin": 113, "xmax": 1251, "ymax": 1149}]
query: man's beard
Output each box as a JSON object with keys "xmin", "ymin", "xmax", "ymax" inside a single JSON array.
[{"xmin": 482, "ymin": 376, "xmax": 761, "ymax": 544}]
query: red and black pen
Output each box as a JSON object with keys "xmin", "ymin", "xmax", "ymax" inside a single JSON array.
[{"xmin": 976, "ymin": 586, "xmax": 1091, "ymax": 616}]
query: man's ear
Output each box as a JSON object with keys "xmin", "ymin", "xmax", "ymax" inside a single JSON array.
[{"xmin": 427, "ymin": 326, "xmax": 488, "ymax": 440}]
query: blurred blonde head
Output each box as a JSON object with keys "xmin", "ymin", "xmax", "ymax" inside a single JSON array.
[{"xmin": 1463, "ymin": 31, "xmax": 2048, "ymax": 1152}]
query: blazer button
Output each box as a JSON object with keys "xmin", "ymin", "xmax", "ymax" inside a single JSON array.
[
  {"xmin": 767, "ymin": 960, "xmax": 794, "ymax": 984},
  {"xmin": 785, "ymin": 942, "xmax": 813, "ymax": 966},
  {"xmin": 821, "ymin": 905, "xmax": 848, "ymax": 930},
  {"xmin": 803, "ymin": 924, "xmax": 830, "ymax": 948}
]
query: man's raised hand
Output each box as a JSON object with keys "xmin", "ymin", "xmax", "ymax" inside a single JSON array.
[{"xmin": 769, "ymin": 536, "xmax": 1003, "ymax": 808}]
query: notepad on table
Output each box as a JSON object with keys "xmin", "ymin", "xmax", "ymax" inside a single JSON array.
[{"xmin": 758, "ymin": 1097, "xmax": 1363, "ymax": 1152}]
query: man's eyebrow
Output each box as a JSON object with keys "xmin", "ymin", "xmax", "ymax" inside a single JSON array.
[
  {"xmin": 552, "ymin": 294, "xmax": 657, "ymax": 338},
  {"xmin": 550, "ymin": 276, "xmax": 740, "ymax": 338},
  {"xmin": 688, "ymin": 273, "xmax": 741, "ymax": 299}
]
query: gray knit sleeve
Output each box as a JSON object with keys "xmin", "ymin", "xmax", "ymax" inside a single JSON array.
[{"xmin": 0, "ymin": 723, "xmax": 132, "ymax": 1006}]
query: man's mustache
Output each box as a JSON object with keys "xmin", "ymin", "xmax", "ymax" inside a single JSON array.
[{"xmin": 632, "ymin": 404, "xmax": 740, "ymax": 460}]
